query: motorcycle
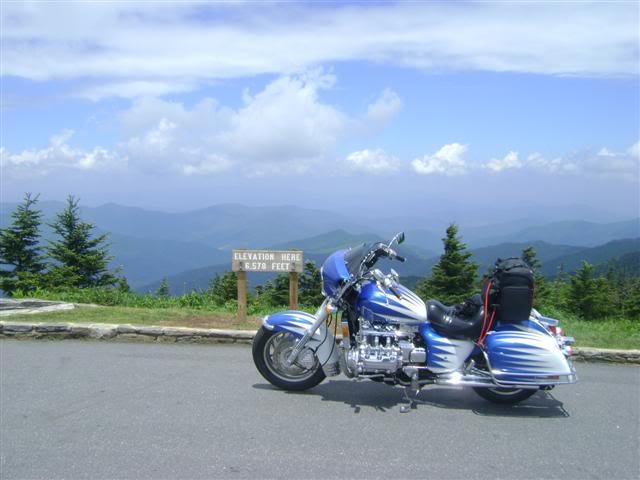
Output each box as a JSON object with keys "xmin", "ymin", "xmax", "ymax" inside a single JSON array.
[{"xmin": 252, "ymin": 232, "xmax": 577, "ymax": 407}]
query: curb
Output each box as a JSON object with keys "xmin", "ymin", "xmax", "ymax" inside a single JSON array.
[
  {"xmin": 0, "ymin": 321, "xmax": 254, "ymax": 345},
  {"xmin": 570, "ymin": 347, "xmax": 640, "ymax": 365},
  {"xmin": 1, "ymin": 320, "xmax": 638, "ymax": 364}
]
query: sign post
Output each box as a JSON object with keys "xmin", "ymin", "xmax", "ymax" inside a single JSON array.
[
  {"xmin": 237, "ymin": 270, "xmax": 247, "ymax": 321},
  {"xmin": 232, "ymin": 250, "xmax": 304, "ymax": 321},
  {"xmin": 289, "ymin": 271, "xmax": 299, "ymax": 310}
]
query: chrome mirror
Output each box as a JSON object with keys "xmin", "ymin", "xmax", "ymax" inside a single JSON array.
[{"xmin": 389, "ymin": 231, "xmax": 405, "ymax": 247}]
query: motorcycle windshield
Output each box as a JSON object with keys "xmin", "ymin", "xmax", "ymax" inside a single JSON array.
[{"xmin": 344, "ymin": 242, "xmax": 375, "ymax": 275}]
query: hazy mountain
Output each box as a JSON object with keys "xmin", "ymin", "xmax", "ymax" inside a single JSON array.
[
  {"xmin": 2, "ymin": 201, "xmax": 638, "ymax": 290},
  {"xmin": 594, "ymin": 251, "xmax": 640, "ymax": 277},
  {"xmin": 1, "ymin": 201, "xmax": 371, "ymax": 247},
  {"xmin": 474, "ymin": 219, "xmax": 640, "ymax": 248},
  {"xmin": 269, "ymin": 229, "xmax": 436, "ymax": 259},
  {"xmin": 107, "ymin": 233, "xmax": 230, "ymax": 287},
  {"xmin": 539, "ymin": 238, "xmax": 640, "ymax": 276}
]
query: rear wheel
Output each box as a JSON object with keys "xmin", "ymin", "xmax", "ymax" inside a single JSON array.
[
  {"xmin": 472, "ymin": 386, "xmax": 537, "ymax": 404},
  {"xmin": 252, "ymin": 327, "xmax": 326, "ymax": 391}
]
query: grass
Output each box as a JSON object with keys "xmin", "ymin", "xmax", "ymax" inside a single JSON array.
[
  {"xmin": 534, "ymin": 305, "xmax": 640, "ymax": 350},
  {"xmin": 560, "ymin": 317, "xmax": 640, "ymax": 350},
  {"xmin": 2, "ymin": 305, "xmax": 266, "ymax": 330}
]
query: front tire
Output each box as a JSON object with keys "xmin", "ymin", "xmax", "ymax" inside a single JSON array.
[
  {"xmin": 472, "ymin": 387, "xmax": 537, "ymax": 404},
  {"xmin": 252, "ymin": 327, "xmax": 326, "ymax": 391}
]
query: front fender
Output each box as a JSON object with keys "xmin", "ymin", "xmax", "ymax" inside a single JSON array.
[{"xmin": 263, "ymin": 310, "xmax": 339, "ymax": 371}]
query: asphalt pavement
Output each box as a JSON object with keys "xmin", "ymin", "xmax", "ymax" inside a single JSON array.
[{"xmin": 1, "ymin": 340, "xmax": 638, "ymax": 480}]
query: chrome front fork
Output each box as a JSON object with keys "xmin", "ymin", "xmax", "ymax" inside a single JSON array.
[{"xmin": 284, "ymin": 298, "xmax": 331, "ymax": 367}]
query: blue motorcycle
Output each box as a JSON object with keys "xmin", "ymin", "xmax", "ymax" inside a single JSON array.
[{"xmin": 252, "ymin": 233, "xmax": 577, "ymax": 405}]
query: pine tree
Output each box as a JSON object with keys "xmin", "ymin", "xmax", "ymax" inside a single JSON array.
[
  {"xmin": 208, "ymin": 271, "xmax": 238, "ymax": 303},
  {"xmin": 156, "ymin": 278, "xmax": 170, "ymax": 297},
  {"xmin": 567, "ymin": 261, "xmax": 612, "ymax": 320},
  {"xmin": 0, "ymin": 193, "xmax": 46, "ymax": 295},
  {"xmin": 299, "ymin": 260, "xmax": 324, "ymax": 307},
  {"xmin": 416, "ymin": 223, "xmax": 478, "ymax": 304},
  {"xmin": 46, "ymin": 196, "xmax": 118, "ymax": 288},
  {"xmin": 522, "ymin": 246, "xmax": 541, "ymax": 270},
  {"xmin": 622, "ymin": 278, "xmax": 640, "ymax": 320}
]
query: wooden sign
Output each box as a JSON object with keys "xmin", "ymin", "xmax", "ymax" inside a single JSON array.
[
  {"xmin": 232, "ymin": 250, "xmax": 304, "ymax": 273},
  {"xmin": 232, "ymin": 249, "xmax": 304, "ymax": 321}
]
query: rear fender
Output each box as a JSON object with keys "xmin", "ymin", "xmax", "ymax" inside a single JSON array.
[{"xmin": 263, "ymin": 310, "xmax": 339, "ymax": 368}]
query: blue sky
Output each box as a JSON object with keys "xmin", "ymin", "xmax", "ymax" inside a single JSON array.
[{"xmin": 1, "ymin": 2, "xmax": 639, "ymax": 218}]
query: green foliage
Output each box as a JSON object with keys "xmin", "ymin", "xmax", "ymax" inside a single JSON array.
[
  {"xmin": 299, "ymin": 260, "xmax": 324, "ymax": 307},
  {"xmin": 46, "ymin": 196, "xmax": 119, "ymax": 288},
  {"xmin": 257, "ymin": 274, "xmax": 290, "ymax": 307},
  {"xmin": 522, "ymin": 246, "xmax": 541, "ymax": 270},
  {"xmin": 416, "ymin": 223, "xmax": 478, "ymax": 304},
  {"xmin": 155, "ymin": 278, "xmax": 170, "ymax": 297},
  {"xmin": 567, "ymin": 261, "xmax": 613, "ymax": 320},
  {"xmin": 208, "ymin": 271, "xmax": 238, "ymax": 303},
  {"xmin": 0, "ymin": 193, "xmax": 46, "ymax": 295}
]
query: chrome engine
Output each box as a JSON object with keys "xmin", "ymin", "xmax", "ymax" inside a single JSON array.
[{"xmin": 340, "ymin": 321, "xmax": 426, "ymax": 378}]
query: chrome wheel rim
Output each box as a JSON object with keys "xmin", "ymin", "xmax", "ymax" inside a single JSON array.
[{"xmin": 263, "ymin": 332, "xmax": 319, "ymax": 382}]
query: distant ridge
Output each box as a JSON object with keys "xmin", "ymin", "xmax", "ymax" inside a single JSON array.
[
  {"xmin": 539, "ymin": 238, "xmax": 640, "ymax": 276},
  {"xmin": 2, "ymin": 201, "xmax": 638, "ymax": 290}
]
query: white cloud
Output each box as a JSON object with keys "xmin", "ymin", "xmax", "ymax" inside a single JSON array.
[
  {"xmin": 2, "ymin": 72, "xmax": 400, "ymax": 177},
  {"xmin": 345, "ymin": 149, "xmax": 399, "ymax": 174},
  {"xmin": 523, "ymin": 144, "xmax": 639, "ymax": 181},
  {"xmin": 0, "ymin": 130, "xmax": 123, "ymax": 174},
  {"xmin": 409, "ymin": 142, "xmax": 639, "ymax": 181},
  {"xmin": 117, "ymin": 71, "xmax": 378, "ymax": 175},
  {"xmin": 412, "ymin": 143, "xmax": 468, "ymax": 176},
  {"xmin": 1, "ymin": 3, "xmax": 637, "ymax": 98},
  {"xmin": 221, "ymin": 71, "xmax": 347, "ymax": 163},
  {"xmin": 365, "ymin": 89, "xmax": 403, "ymax": 126},
  {"xmin": 485, "ymin": 151, "xmax": 522, "ymax": 172},
  {"xmin": 79, "ymin": 80, "xmax": 199, "ymax": 102}
]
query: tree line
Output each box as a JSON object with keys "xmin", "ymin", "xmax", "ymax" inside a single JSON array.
[{"xmin": 1, "ymin": 194, "xmax": 638, "ymax": 320}]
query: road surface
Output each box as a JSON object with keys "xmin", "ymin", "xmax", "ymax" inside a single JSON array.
[{"xmin": 1, "ymin": 340, "xmax": 638, "ymax": 479}]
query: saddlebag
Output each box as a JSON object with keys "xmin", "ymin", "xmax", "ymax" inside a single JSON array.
[{"xmin": 487, "ymin": 258, "xmax": 534, "ymax": 322}]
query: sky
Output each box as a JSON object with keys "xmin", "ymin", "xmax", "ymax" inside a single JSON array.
[{"xmin": 1, "ymin": 1, "xmax": 639, "ymax": 219}]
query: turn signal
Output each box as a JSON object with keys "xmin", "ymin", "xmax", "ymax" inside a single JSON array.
[{"xmin": 325, "ymin": 301, "xmax": 337, "ymax": 316}]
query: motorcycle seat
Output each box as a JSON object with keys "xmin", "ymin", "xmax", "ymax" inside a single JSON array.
[{"xmin": 426, "ymin": 297, "xmax": 484, "ymax": 340}]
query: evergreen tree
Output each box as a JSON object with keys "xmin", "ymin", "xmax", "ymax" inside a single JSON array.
[
  {"xmin": 260, "ymin": 273, "xmax": 290, "ymax": 306},
  {"xmin": 567, "ymin": 261, "xmax": 612, "ymax": 320},
  {"xmin": 46, "ymin": 196, "xmax": 118, "ymax": 288},
  {"xmin": 522, "ymin": 246, "xmax": 541, "ymax": 270},
  {"xmin": 0, "ymin": 193, "xmax": 45, "ymax": 295},
  {"xmin": 416, "ymin": 223, "xmax": 478, "ymax": 304},
  {"xmin": 208, "ymin": 271, "xmax": 238, "ymax": 303},
  {"xmin": 622, "ymin": 278, "xmax": 640, "ymax": 320},
  {"xmin": 299, "ymin": 260, "xmax": 324, "ymax": 307},
  {"xmin": 156, "ymin": 278, "xmax": 170, "ymax": 297}
]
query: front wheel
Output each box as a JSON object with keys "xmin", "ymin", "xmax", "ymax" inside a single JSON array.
[
  {"xmin": 472, "ymin": 386, "xmax": 537, "ymax": 404},
  {"xmin": 252, "ymin": 327, "xmax": 326, "ymax": 391}
]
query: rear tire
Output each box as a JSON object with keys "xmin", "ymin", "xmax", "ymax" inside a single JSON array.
[
  {"xmin": 472, "ymin": 387, "xmax": 537, "ymax": 404},
  {"xmin": 252, "ymin": 327, "xmax": 326, "ymax": 391}
]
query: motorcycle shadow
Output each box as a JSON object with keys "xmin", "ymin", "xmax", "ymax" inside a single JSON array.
[{"xmin": 253, "ymin": 380, "xmax": 569, "ymax": 418}]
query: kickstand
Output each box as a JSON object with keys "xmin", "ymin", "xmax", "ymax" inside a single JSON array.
[{"xmin": 400, "ymin": 375, "xmax": 422, "ymax": 413}]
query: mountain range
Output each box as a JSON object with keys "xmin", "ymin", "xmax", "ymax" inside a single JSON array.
[{"xmin": 1, "ymin": 201, "xmax": 638, "ymax": 291}]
